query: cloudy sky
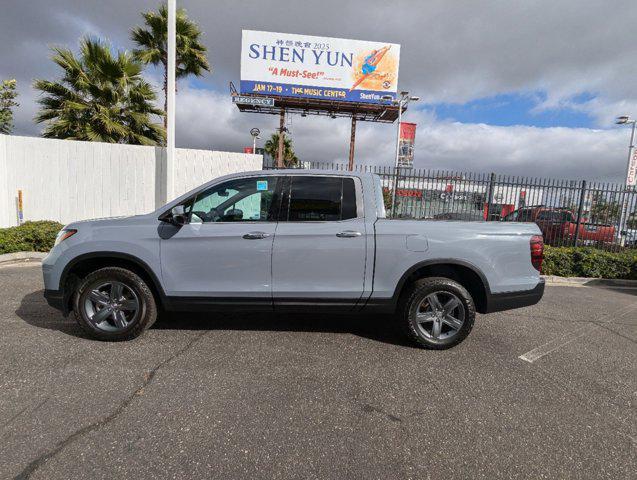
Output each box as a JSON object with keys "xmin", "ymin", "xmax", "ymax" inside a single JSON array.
[{"xmin": 1, "ymin": 0, "xmax": 636, "ymax": 181}]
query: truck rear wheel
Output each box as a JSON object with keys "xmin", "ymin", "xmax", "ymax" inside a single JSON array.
[
  {"xmin": 73, "ymin": 267, "xmax": 157, "ymax": 341},
  {"xmin": 400, "ymin": 277, "xmax": 475, "ymax": 349}
]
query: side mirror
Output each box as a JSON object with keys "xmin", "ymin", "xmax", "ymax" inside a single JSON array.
[
  {"xmin": 170, "ymin": 205, "xmax": 188, "ymax": 226},
  {"xmin": 159, "ymin": 205, "xmax": 189, "ymax": 226}
]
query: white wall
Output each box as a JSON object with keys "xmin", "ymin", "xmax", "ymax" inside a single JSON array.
[{"xmin": 0, "ymin": 135, "xmax": 261, "ymax": 227}]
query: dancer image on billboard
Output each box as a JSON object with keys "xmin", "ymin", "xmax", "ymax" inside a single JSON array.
[{"xmin": 350, "ymin": 45, "xmax": 391, "ymax": 91}]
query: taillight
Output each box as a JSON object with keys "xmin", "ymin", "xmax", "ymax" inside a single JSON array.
[{"xmin": 530, "ymin": 235, "xmax": 544, "ymax": 272}]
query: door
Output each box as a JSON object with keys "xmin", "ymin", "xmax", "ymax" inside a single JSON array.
[
  {"xmin": 271, "ymin": 175, "xmax": 367, "ymax": 307},
  {"xmin": 160, "ymin": 176, "xmax": 281, "ymax": 302}
]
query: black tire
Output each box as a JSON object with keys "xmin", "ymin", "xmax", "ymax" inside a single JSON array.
[
  {"xmin": 399, "ymin": 277, "xmax": 476, "ymax": 350},
  {"xmin": 73, "ymin": 267, "xmax": 157, "ymax": 341}
]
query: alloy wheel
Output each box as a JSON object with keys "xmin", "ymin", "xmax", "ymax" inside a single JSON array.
[
  {"xmin": 83, "ymin": 281, "xmax": 140, "ymax": 332},
  {"xmin": 414, "ymin": 291, "xmax": 465, "ymax": 340}
]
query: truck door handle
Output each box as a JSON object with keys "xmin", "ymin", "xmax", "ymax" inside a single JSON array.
[
  {"xmin": 336, "ymin": 230, "xmax": 362, "ymax": 238},
  {"xmin": 243, "ymin": 231, "xmax": 270, "ymax": 240}
]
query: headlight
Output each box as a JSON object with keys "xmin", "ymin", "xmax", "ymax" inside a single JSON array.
[{"xmin": 54, "ymin": 229, "xmax": 77, "ymax": 246}]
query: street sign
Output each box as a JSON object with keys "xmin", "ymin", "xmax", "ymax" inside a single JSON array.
[
  {"xmin": 627, "ymin": 146, "xmax": 637, "ymax": 186},
  {"xmin": 232, "ymin": 95, "xmax": 275, "ymax": 107},
  {"xmin": 397, "ymin": 122, "xmax": 417, "ymax": 168}
]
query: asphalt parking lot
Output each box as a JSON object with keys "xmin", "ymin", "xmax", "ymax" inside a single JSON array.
[{"xmin": 0, "ymin": 262, "xmax": 635, "ymax": 479}]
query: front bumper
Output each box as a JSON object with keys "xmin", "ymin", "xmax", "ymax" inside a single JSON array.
[
  {"xmin": 484, "ymin": 278, "xmax": 545, "ymax": 313},
  {"xmin": 44, "ymin": 289, "xmax": 67, "ymax": 314}
]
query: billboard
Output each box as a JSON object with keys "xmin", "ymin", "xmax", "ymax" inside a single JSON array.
[{"xmin": 240, "ymin": 30, "xmax": 400, "ymax": 104}]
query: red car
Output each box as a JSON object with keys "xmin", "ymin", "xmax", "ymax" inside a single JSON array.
[{"xmin": 502, "ymin": 207, "xmax": 615, "ymax": 245}]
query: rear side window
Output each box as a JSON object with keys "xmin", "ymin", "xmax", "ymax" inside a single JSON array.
[
  {"xmin": 373, "ymin": 175, "xmax": 386, "ymax": 218},
  {"xmin": 287, "ymin": 177, "xmax": 357, "ymax": 221}
]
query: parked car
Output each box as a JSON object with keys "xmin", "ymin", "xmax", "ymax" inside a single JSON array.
[
  {"xmin": 433, "ymin": 212, "xmax": 484, "ymax": 221},
  {"xmin": 43, "ymin": 171, "xmax": 544, "ymax": 349},
  {"xmin": 623, "ymin": 229, "xmax": 637, "ymax": 247},
  {"xmin": 502, "ymin": 206, "xmax": 615, "ymax": 245}
]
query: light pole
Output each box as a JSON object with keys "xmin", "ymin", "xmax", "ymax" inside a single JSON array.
[
  {"xmin": 616, "ymin": 115, "xmax": 637, "ymax": 242},
  {"xmin": 166, "ymin": 0, "xmax": 176, "ymax": 202},
  {"xmin": 250, "ymin": 127, "xmax": 261, "ymax": 153},
  {"xmin": 383, "ymin": 92, "xmax": 420, "ymax": 216}
]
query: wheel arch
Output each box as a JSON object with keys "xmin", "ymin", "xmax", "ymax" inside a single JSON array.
[
  {"xmin": 392, "ymin": 259, "xmax": 491, "ymax": 314},
  {"xmin": 60, "ymin": 252, "xmax": 166, "ymax": 313}
]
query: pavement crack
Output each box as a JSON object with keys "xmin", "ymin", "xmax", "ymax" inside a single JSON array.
[
  {"xmin": 360, "ymin": 403, "xmax": 402, "ymax": 423},
  {"xmin": 592, "ymin": 322, "xmax": 636, "ymax": 344},
  {"xmin": 1, "ymin": 397, "xmax": 50, "ymax": 440},
  {"xmin": 13, "ymin": 331, "xmax": 208, "ymax": 480}
]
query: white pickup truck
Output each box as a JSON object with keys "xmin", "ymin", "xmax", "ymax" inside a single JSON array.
[{"xmin": 43, "ymin": 170, "xmax": 544, "ymax": 349}]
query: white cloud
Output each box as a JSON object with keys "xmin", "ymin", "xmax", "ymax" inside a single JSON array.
[
  {"xmin": 4, "ymin": 0, "xmax": 637, "ymax": 181},
  {"xmin": 412, "ymin": 117, "xmax": 628, "ymax": 181},
  {"xmin": 176, "ymin": 85, "xmax": 630, "ymax": 182}
]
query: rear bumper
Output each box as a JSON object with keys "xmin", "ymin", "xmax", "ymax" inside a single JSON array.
[{"xmin": 484, "ymin": 279, "xmax": 545, "ymax": 313}]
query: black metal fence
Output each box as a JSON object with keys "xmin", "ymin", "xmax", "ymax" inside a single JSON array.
[{"xmin": 264, "ymin": 160, "xmax": 637, "ymax": 251}]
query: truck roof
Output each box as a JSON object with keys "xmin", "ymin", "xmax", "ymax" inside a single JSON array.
[
  {"xmin": 158, "ymin": 169, "xmax": 378, "ymax": 214},
  {"xmin": 242, "ymin": 169, "xmax": 377, "ymax": 179}
]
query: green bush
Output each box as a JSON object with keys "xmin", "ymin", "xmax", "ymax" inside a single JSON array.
[
  {"xmin": 0, "ymin": 221, "xmax": 63, "ymax": 254},
  {"xmin": 542, "ymin": 246, "xmax": 637, "ymax": 280}
]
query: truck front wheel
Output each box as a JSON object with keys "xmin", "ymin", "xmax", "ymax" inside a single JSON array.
[
  {"xmin": 73, "ymin": 267, "xmax": 157, "ymax": 341},
  {"xmin": 400, "ymin": 277, "xmax": 476, "ymax": 349}
]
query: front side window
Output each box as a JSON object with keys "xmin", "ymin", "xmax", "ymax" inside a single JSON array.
[
  {"xmin": 286, "ymin": 176, "xmax": 358, "ymax": 222},
  {"xmin": 190, "ymin": 177, "xmax": 278, "ymax": 223}
]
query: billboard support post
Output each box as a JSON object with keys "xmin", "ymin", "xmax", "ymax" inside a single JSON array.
[
  {"xmin": 277, "ymin": 108, "xmax": 285, "ymax": 168},
  {"xmin": 348, "ymin": 116, "xmax": 357, "ymax": 171}
]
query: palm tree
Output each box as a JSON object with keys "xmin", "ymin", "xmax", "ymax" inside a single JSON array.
[
  {"xmin": 0, "ymin": 79, "xmax": 19, "ymax": 134},
  {"xmin": 34, "ymin": 38, "xmax": 165, "ymax": 145},
  {"xmin": 131, "ymin": 4, "xmax": 210, "ymax": 128},
  {"xmin": 264, "ymin": 133, "xmax": 299, "ymax": 167}
]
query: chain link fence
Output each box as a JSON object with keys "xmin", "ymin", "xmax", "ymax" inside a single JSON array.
[{"xmin": 264, "ymin": 159, "xmax": 637, "ymax": 251}]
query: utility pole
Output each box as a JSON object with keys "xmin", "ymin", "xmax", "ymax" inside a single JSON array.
[
  {"xmin": 277, "ymin": 108, "xmax": 285, "ymax": 168},
  {"xmin": 382, "ymin": 92, "xmax": 419, "ymax": 217},
  {"xmin": 615, "ymin": 115, "xmax": 637, "ymax": 244},
  {"xmin": 392, "ymin": 99, "xmax": 403, "ymax": 217}
]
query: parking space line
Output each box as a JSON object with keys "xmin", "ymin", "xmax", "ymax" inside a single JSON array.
[{"xmin": 519, "ymin": 303, "xmax": 637, "ymax": 363}]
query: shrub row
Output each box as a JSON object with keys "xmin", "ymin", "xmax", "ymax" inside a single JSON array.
[
  {"xmin": 542, "ymin": 246, "xmax": 637, "ymax": 280},
  {"xmin": 0, "ymin": 221, "xmax": 63, "ymax": 254}
]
